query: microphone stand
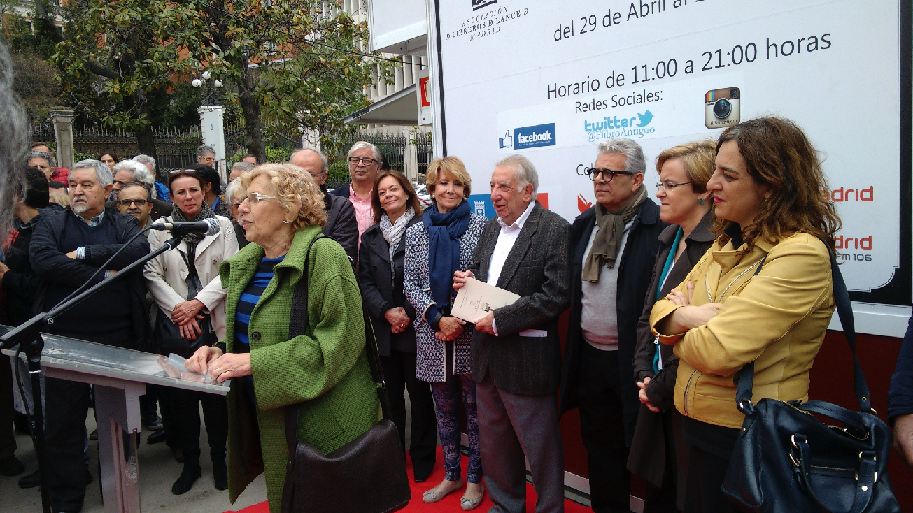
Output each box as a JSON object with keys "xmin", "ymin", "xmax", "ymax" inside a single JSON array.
[{"xmin": 0, "ymin": 236, "xmax": 182, "ymax": 513}]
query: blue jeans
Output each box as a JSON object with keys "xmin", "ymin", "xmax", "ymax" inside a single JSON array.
[{"xmin": 430, "ymin": 374, "xmax": 482, "ymax": 483}]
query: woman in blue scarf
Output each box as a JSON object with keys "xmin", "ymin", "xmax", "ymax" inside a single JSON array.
[{"xmin": 404, "ymin": 157, "xmax": 487, "ymax": 510}]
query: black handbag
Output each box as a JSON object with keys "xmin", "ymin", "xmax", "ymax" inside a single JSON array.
[
  {"xmin": 152, "ymin": 245, "xmax": 215, "ymax": 357},
  {"xmin": 280, "ymin": 235, "xmax": 411, "ymax": 513},
  {"xmin": 721, "ymin": 252, "xmax": 901, "ymax": 513}
]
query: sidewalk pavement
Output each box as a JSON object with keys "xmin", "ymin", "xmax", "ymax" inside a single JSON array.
[{"xmin": 2, "ymin": 411, "xmax": 267, "ymax": 513}]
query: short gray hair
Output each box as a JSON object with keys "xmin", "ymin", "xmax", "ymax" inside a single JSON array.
[
  {"xmin": 290, "ymin": 148, "xmax": 328, "ymax": 174},
  {"xmin": 225, "ymin": 177, "xmax": 243, "ymax": 203},
  {"xmin": 231, "ymin": 161, "xmax": 255, "ymax": 174},
  {"xmin": 347, "ymin": 141, "xmax": 383, "ymax": 167},
  {"xmin": 27, "ymin": 150, "xmax": 56, "ymax": 169},
  {"xmin": 73, "ymin": 159, "xmax": 114, "ymax": 187},
  {"xmin": 495, "ymin": 154, "xmax": 539, "ymax": 198},
  {"xmin": 114, "ymin": 159, "xmax": 156, "ymax": 197},
  {"xmin": 133, "ymin": 153, "xmax": 156, "ymax": 172},
  {"xmin": 196, "ymin": 144, "xmax": 215, "ymax": 158},
  {"xmin": 597, "ymin": 138, "xmax": 646, "ymax": 175}
]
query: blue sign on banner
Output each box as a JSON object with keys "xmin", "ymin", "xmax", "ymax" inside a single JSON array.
[
  {"xmin": 513, "ymin": 123, "xmax": 556, "ymax": 150},
  {"xmin": 469, "ymin": 194, "xmax": 495, "ymax": 219}
]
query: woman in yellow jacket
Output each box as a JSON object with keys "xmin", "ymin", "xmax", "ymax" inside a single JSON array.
[{"xmin": 650, "ymin": 116, "xmax": 841, "ymax": 513}]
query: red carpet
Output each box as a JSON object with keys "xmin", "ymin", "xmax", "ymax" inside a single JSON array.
[{"xmin": 226, "ymin": 447, "xmax": 589, "ymax": 513}]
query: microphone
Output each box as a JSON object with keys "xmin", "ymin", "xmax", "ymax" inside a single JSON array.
[{"xmin": 149, "ymin": 218, "xmax": 221, "ymax": 236}]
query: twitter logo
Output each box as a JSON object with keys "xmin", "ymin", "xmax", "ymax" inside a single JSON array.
[{"xmin": 636, "ymin": 110, "xmax": 653, "ymax": 127}]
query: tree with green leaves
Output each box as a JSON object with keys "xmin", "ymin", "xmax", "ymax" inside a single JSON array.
[
  {"xmin": 55, "ymin": 0, "xmax": 197, "ymax": 156},
  {"xmin": 56, "ymin": 0, "xmax": 389, "ymax": 162}
]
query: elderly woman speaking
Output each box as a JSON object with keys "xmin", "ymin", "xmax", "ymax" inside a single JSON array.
[{"xmin": 186, "ymin": 164, "xmax": 379, "ymax": 513}]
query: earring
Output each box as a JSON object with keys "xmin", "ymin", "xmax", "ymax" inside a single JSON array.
[
  {"xmin": 283, "ymin": 219, "xmax": 291, "ymax": 224},
  {"xmin": 698, "ymin": 197, "xmax": 705, "ymax": 206}
]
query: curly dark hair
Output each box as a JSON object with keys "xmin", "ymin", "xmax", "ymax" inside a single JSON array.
[{"xmin": 714, "ymin": 116, "xmax": 841, "ymax": 251}]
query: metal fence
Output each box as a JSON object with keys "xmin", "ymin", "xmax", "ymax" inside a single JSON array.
[{"xmin": 32, "ymin": 121, "xmax": 433, "ymax": 187}]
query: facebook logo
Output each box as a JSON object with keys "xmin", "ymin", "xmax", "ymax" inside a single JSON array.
[{"xmin": 513, "ymin": 123, "xmax": 556, "ymax": 150}]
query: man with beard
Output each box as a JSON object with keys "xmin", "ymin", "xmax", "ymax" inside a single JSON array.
[{"xmin": 29, "ymin": 159, "xmax": 150, "ymax": 513}]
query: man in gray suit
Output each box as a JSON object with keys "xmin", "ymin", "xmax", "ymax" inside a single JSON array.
[
  {"xmin": 454, "ymin": 154, "xmax": 570, "ymax": 513},
  {"xmin": 289, "ymin": 148, "xmax": 359, "ymax": 265}
]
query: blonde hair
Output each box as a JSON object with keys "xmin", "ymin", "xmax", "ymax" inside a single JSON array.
[
  {"xmin": 426, "ymin": 156, "xmax": 472, "ymax": 198},
  {"xmin": 241, "ymin": 164, "xmax": 327, "ymax": 230},
  {"xmin": 655, "ymin": 139, "xmax": 716, "ymax": 193}
]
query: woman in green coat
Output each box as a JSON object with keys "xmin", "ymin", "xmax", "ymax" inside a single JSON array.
[{"xmin": 187, "ymin": 163, "xmax": 379, "ymax": 513}]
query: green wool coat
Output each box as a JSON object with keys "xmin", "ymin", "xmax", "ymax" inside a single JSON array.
[{"xmin": 221, "ymin": 226, "xmax": 380, "ymax": 513}]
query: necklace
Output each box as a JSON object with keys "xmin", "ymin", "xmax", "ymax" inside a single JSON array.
[{"xmin": 706, "ymin": 257, "xmax": 765, "ymax": 302}]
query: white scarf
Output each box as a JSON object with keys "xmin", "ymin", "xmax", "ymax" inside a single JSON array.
[{"xmin": 380, "ymin": 209, "xmax": 415, "ymax": 265}]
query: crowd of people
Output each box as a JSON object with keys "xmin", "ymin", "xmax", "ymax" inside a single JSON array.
[{"xmin": 1, "ymin": 115, "xmax": 912, "ymax": 513}]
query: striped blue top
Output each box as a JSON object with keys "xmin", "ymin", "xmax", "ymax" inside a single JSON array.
[{"xmin": 235, "ymin": 255, "xmax": 284, "ymax": 402}]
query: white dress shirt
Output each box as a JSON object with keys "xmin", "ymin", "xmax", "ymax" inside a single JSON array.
[{"xmin": 486, "ymin": 201, "xmax": 545, "ymax": 337}]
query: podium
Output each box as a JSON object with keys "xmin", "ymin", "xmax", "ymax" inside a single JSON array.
[{"xmin": 3, "ymin": 329, "xmax": 227, "ymax": 513}]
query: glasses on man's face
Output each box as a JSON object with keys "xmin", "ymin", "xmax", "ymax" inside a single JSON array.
[
  {"xmin": 655, "ymin": 181, "xmax": 692, "ymax": 191},
  {"xmin": 242, "ymin": 192, "xmax": 278, "ymax": 205},
  {"xmin": 348, "ymin": 157, "xmax": 377, "ymax": 166},
  {"xmin": 118, "ymin": 198, "xmax": 148, "ymax": 207},
  {"xmin": 578, "ymin": 167, "xmax": 636, "ymax": 182}
]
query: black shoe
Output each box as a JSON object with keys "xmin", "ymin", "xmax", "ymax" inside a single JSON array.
[
  {"xmin": 18, "ymin": 469, "xmax": 40, "ymax": 489},
  {"xmin": 171, "ymin": 465, "xmax": 201, "ymax": 495},
  {"xmin": 13, "ymin": 413, "xmax": 30, "ymax": 435},
  {"xmin": 414, "ymin": 467, "xmax": 433, "ymax": 483},
  {"xmin": 147, "ymin": 429, "xmax": 167, "ymax": 445},
  {"xmin": 0, "ymin": 456, "xmax": 25, "ymax": 476},
  {"xmin": 213, "ymin": 460, "xmax": 227, "ymax": 491},
  {"xmin": 143, "ymin": 412, "xmax": 163, "ymax": 431}
]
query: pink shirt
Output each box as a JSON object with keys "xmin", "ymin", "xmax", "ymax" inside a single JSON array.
[{"xmin": 349, "ymin": 184, "xmax": 374, "ymax": 243}]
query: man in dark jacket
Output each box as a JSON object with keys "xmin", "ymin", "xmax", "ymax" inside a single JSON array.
[
  {"xmin": 454, "ymin": 154, "xmax": 570, "ymax": 513},
  {"xmin": 559, "ymin": 139, "xmax": 667, "ymax": 513},
  {"xmin": 290, "ymin": 148, "xmax": 359, "ymax": 265},
  {"xmin": 29, "ymin": 159, "xmax": 150, "ymax": 513}
]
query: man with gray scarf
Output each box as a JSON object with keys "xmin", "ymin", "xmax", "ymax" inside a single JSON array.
[{"xmin": 559, "ymin": 139, "xmax": 667, "ymax": 513}]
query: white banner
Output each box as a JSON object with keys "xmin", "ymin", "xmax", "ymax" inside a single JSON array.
[{"xmin": 429, "ymin": 0, "xmax": 912, "ymax": 335}]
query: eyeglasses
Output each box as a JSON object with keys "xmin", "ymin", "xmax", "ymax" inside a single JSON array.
[
  {"xmin": 348, "ymin": 157, "xmax": 377, "ymax": 166},
  {"xmin": 118, "ymin": 198, "xmax": 148, "ymax": 206},
  {"xmin": 578, "ymin": 167, "xmax": 636, "ymax": 182},
  {"xmin": 655, "ymin": 180, "xmax": 692, "ymax": 191},
  {"xmin": 241, "ymin": 192, "xmax": 277, "ymax": 204}
]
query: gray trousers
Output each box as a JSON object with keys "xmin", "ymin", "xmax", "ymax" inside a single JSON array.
[{"xmin": 476, "ymin": 376, "xmax": 565, "ymax": 513}]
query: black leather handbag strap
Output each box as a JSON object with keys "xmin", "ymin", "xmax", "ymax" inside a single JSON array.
[
  {"xmin": 283, "ymin": 235, "xmax": 394, "ymax": 454},
  {"xmin": 735, "ymin": 251, "xmax": 875, "ymax": 415}
]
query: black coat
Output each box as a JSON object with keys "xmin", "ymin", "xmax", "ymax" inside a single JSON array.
[
  {"xmin": 29, "ymin": 207, "xmax": 151, "ymax": 350},
  {"xmin": 632, "ymin": 211, "xmax": 716, "ymax": 408},
  {"xmin": 559, "ymin": 199, "xmax": 668, "ymax": 445},
  {"xmin": 0, "ymin": 216, "xmax": 42, "ymax": 325},
  {"xmin": 323, "ymin": 190, "xmax": 358, "ymax": 266},
  {"xmin": 627, "ymin": 211, "xmax": 714, "ymax": 491},
  {"xmin": 358, "ymin": 215, "xmax": 421, "ymax": 356}
]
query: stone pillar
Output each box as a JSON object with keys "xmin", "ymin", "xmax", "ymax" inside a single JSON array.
[
  {"xmin": 198, "ymin": 105, "xmax": 226, "ymax": 181},
  {"xmin": 50, "ymin": 108, "xmax": 75, "ymax": 170},
  {"xmin": 405, "ymin": 129, "xmax": 419, "ymax": 183}
]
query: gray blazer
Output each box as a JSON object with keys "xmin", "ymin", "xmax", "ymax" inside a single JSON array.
[{"xmin": 468, "ymin": 201, "xmax": 571, "ymax": 395}]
